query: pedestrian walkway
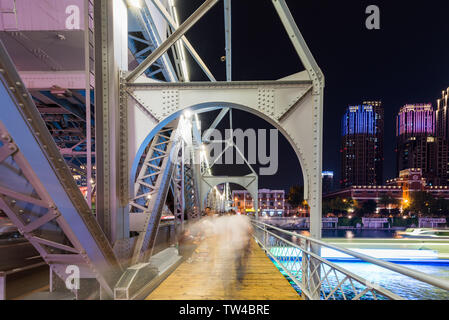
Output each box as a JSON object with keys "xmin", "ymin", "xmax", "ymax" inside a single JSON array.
[{"xmin": 146, "ymin": 239, "xmax": 301, "ymax": 300}]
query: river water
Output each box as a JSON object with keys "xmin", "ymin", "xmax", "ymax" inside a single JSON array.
[
  {"xmin": 270, "ymin": 229, "xmax": 449, "ymax": 300},
  {"xmin": 322, "ymin": 229, "xmax": 398, "ymax": 238}
]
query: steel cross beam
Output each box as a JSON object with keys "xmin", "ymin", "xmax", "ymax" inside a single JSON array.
[
  {"xmin": 271, "ymin": 0, "xmax": 324, "ymax": 92},
  {"xmin": 150, "ymin": 0, "xmax": 216, "ymax": 82},
  {"xmin": 126, "ymin": 0, "xmax": 220, "ymax": 83},
  {"xmin": 165, "ymin": 0, "xmax": 189, "ymax": 82},
  {"xmin": 130, "ymin": 2, "xmax": 178, "ymax": 82},
  {"xmin": 224, "ymin": 0, "xmax": 232, "ymax": 81},
  {"xmin": 202, "ymin": 107, "xmax": 229, "ymax": 142}
]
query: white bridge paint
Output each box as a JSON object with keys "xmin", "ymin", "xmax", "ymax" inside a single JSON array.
[
  {"xmin": 126, "ymin": 70, "xmax": 323, "ymax": 238},
  {"xmin": 123, "ymin": 0, "xmax": 325, "ymax": 239}
]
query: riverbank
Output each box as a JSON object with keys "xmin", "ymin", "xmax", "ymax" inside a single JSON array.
[
  {"xmin": 273, "ymin": 228, "xmax": 449, "ymax": 259},
  {"xmin": 283, "ymin": 226, "xmax": 406, "ymax": 231}
]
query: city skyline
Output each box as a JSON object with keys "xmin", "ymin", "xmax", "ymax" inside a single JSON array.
[
  {"xmin": 178, "ymin": 1, "xmax": 449, "ymax": 191},
  {"xmin": 337, "ymin": 95, "xmax": 449, "ymax": 191}
]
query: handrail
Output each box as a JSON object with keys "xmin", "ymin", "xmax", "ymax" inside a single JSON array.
[
  {"xmin": 252, "ymin": 219, "xmax": 449, "ymax": 298},
  {"xmin": 254, "ymin": 226, "xmax": 403, "ymax": 300},
  {"xmin": 0, "ymin": 261, "xmax": 46, "ymax": 276}
]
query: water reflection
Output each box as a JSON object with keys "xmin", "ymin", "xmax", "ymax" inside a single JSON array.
[
  {"xmin": 345, "ymin": 231, "xmax": 354, "ymax": 239},
  {"xmin": 269, "ymin": 230, "xmax": 449, "ymax": 300}
]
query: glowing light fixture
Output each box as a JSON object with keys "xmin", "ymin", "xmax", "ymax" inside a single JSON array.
[
  {"xmin": 129, "ymin": 0, "xmax": 142, "ymax": 8},
  {"xmin": 184, "ymin": 109, "xmax": 192, "ymax": 119}
]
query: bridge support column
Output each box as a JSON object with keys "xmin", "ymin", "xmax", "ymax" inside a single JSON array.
[{"xmin": 94, "ymin": 0, "xmax": 129, "ymax": 243}]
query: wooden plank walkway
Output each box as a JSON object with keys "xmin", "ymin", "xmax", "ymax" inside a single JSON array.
[{"xmin": 146, "ymin": 239, "xmax": 301, "ymax": 300}]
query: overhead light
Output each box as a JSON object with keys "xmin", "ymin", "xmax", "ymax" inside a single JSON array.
[
  {"xmin": 184, "ymin": 109, "xmax": 192, "ymax": 119},
  {"xmin": 129, "ymin": 0, "xmax": 142, "ymax": 8}
]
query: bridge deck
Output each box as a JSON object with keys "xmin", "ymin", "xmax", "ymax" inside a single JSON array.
[{"xmin": 146, "ymin": 239, "xmax": 300, "ymax": 300}]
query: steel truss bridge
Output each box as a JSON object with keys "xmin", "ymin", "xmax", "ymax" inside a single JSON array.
[{"xmin": 0, "ymin": 0, "xmax": 448, "ymax": 300}]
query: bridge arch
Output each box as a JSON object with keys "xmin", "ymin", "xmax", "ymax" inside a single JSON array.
[
  {"xmin": 130, "ymin": 101, "xmax": 310, "ymax": 202},
  {"xmin": 127, "ymin": 76, "xmax": 322, "ymax": 238}
]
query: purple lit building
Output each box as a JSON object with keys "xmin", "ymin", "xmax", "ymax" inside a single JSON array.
[
  {"xmin": 436, "ymin": 89, "xmax": 449, "ymax": 185},
  {"xmin": 341, "ymin": 102, "xmax": 384, "ymax": 188},
  {"xmin": 396, "ymin": 104, "xmax": 439, "ymax": 184},
  {"xmin": 396, "ymin": 104, "xmax": 435, "ymax": 137}
]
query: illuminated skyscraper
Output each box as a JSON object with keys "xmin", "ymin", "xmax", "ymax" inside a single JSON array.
[
  {"xmin": 396, "ymin": 104, "xmax": 435, "ymax": 137},
  {"xmin": 341, "ymin": 102, "xmax": 384, "ymax": 187},
  {"xmin": 436, "ymin": 89, "xmax": 449, "ymax": 185},
  {"xmin": 436, "ymin": 89, "xmax": 449, "ymax": 139},
  {"xmin": 322, "ymin": 171, "xmax": 334, "ymax": 194},
  {"xmin": 396, "ymin": 104, "xmax": 438, "ymax": 184}
]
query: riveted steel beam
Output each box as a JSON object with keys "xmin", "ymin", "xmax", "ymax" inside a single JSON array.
[{"xmin": 126, "ymin": 0, "xmax": 220, "ymax": 83}]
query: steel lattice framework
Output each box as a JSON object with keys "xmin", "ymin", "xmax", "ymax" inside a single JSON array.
[
  {"xmin": 0, "ymin": 42, "xmax": 122, "ymax": 298},
  {"xmin": 1, "ymin": 0, "xmax": 449, "ymax": 301}
]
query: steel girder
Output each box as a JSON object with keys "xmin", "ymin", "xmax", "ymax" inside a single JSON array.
[
  {"xmin": 171, "ymin": 145, "xmax": 184, "ymax": 229},
  {"xmin": 29, "ymin": 88, "xmax": 95, "ymax": 188},
  {"xmin": 183, "ymin": 162, "xmax": 201, "ymax": 220},
  {"xmin": 129, "ymin": 125, "xmax": 182, "ymax": 264},
  {"xmin": 0, "ymin": 42, "xmax": 122, "ymax": 297},
  {"xmin": 149, "ymin": 0, "xmax": 216, "ymax": 82},
  {"xmin": 126, "ymin": 0, "xmax": 219, "ymax": 83},
  {"xmin": 128, "ymin": 0, "xmax": 178, "ymax": 82},
  {"xmin": 130, "ymin": 127, "xmax": 175, "ymax": 230}
]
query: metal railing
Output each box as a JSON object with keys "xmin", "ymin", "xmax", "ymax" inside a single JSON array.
[
  {"xmin": 0, "ymin": 261, "xmax": 47, "ymax": 300},
  {"xmin": 252, "ymin": 220, "xmax": 449, "ymax": 300}
]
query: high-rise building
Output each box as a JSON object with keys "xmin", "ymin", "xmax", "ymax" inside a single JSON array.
[
  {"xmin": 340, "ymin": 102, "xmax": 384, "ymax": 188},
  {"xmin": 436, "ymin": 88, "xmax": 449, "ymax": 185},
  {"xmin": 396, "ymin": 104, "xmax": 438, "ymax": 184},
  {"xmin": 436, "ymin": 89, "xmax": 449, "ymax": 139},
  {"xmin": 322, "ymin": 171, "xmax": 334, "ymax": 194}
]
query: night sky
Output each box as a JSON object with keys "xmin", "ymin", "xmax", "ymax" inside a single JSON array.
[{"xmin": 176, "ymin": 1, "xmax": 449, "ymax": 192}]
